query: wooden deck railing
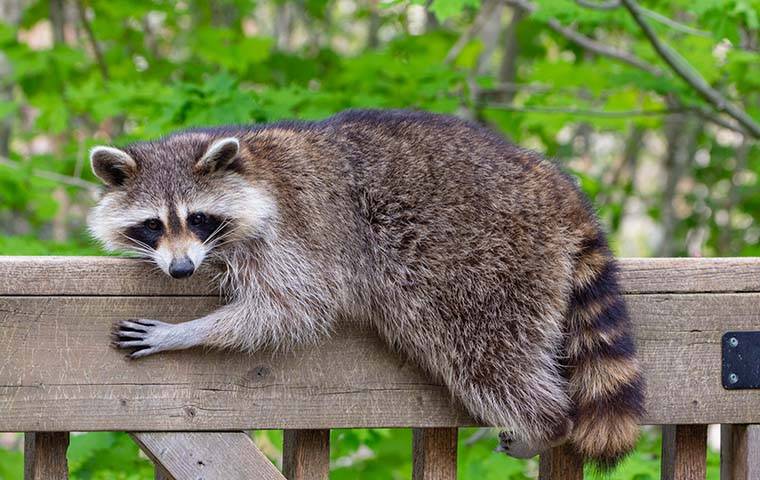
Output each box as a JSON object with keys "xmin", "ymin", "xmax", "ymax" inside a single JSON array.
[{"xmin": 2, "ymin": 256, "xmax": 760, "ymax": 479}]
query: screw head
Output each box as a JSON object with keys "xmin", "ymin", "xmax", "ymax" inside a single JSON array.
[
  {"xmin": 729, "ymin": 337, "xmax": 739, "ymax": 347},
  {"xmin": 729, "ymin": 373, "xmax": 739, "ymax": 384}
]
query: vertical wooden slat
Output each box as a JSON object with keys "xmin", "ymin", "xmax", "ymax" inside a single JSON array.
[
  {"xmin": 412, "ymin": 427, "xmax": 458, "ymax": 479},
  {"xmin": 24, "ymin": 432, "xmax": 70, "ymax": 480},
  {"xmin": 721, "ymin": 424, "xmax": 760, "ymax": 479},
  {"xmin": 661, "ymin": 424, "xmax": 707, "ymax": 480},
  {"xmin": 539, "ymin": 444, "xmax": 583, "ymax": 480},
  {"xmin": 282, "ymin": 429, "xmax": 330, "ymax": 480}
]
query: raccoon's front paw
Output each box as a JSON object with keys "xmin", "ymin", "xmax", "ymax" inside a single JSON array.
[
  {"xmin": 111, "ymin": 319, "xmax": 173, "ymax": 359},
  {"xmin": 496, "ymin": 431, "xmax": 545, "ymax": 459}
]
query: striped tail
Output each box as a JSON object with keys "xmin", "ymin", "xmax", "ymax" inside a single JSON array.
[{"xmin": 564, "ymin": 233, "xmax": 645, "ymax": 470}]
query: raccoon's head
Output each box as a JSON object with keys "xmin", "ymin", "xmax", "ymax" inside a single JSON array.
[{"xmin": 87, "ymin": 133, "xmax": 277, "ymax": 278}]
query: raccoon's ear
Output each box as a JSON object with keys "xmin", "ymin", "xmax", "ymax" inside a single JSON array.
[
  {"xmin": 90, "ymin": 146, "xmax": 137, "ymax": 187},
  {"xmin": 195, "ymin": 137, "xmax": 240, "ymax": 174}
]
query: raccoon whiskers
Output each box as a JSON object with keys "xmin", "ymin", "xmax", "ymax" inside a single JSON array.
[
  {"xmin": 207, "ymin": 227, "xmax": 243, "ymax": 250},
  {"xmin": 119, "ymin": 232, "xmax": 156, "ymax": 255},
  {"xmin": 202, "ymin": 219, "xmax": 233, "ymax": 247}
]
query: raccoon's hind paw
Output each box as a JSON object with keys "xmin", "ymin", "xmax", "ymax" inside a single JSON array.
[
  {"xmin": 496, "ymin": 431, "xmax": 546, "ymax": 459},
  {"xmin": 496, "ymin": 423, "xmax": 572, "ymax": 459},
  {"xmin": 110, "ymin": 319, "xmax": 170, "ymax": 359}
]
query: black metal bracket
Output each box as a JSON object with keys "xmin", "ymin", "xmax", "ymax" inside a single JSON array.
[{"xmin": 722, "ymin": 332, "xmax": 760, "ymax": 389}]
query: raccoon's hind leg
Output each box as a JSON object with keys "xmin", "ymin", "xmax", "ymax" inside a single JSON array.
[{"xmin": 445, "ymin": 324, "xmax": 573, "ymax": 460}]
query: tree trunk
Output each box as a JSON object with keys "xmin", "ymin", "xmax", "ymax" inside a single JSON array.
[
  {"xmin": 496, "ymin": 4, "xmax": 527, "ymax": 104},
  {"xmin": 658, "ymin": 112, "xmax": 700, "ymax": 256}
]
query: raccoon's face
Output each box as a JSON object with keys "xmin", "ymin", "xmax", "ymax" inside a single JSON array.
[{"xmin": 87, "ymin": 134, "xmax": 277, "ymax": 278}]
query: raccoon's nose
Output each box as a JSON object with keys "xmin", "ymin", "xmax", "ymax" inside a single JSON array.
[{"xmin": 169, "ymin": 257, "xmax": 195, "ymax": 279}]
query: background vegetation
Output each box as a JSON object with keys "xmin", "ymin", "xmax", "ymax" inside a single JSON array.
[{"xmin": 0, "ymin": 0, "xmax": 757, "ymax": 477}]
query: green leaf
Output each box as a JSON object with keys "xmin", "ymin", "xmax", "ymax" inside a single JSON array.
[{"xmin": 429, "ymin": 0, "xmax": 480, "ymax": 21}]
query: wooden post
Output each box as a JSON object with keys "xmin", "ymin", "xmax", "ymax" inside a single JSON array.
[
  {"xmin": 721, "ymin": 424, "xmax": 760, "ymax": 479},
  {"xmin": 661, "ymin": 424, "xmax": 707, "ymax": 480},
  {"xmin": 539, "ymin": 444, "xmax": 583, "ymax": 480},
  {"xmin": 24, "ymin": 432, "xmax": 69, "ymax": 480},
  {"xmin": 282, "ymin": 429, "xmax": 330, "ymax": 480},
  {"xmin": 412, "ymin": 427, "xmax": 458, "ymax": 479}
]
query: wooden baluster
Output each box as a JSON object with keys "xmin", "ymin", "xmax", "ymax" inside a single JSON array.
[
  {"xmin": 412, "ymin": 428, "xmax": 458, "ymax": 479},
  {"xmin": 539, "ymin": 444, "xmax": 583, "ymax": 480},
  {"xmin": 661, "ymin": 425, "xmax": 707, "ymax": 480},
  {"xmin": 24, "ymin": 432, "xmax": 70, "ymax": 480},
  {"xmin": 721, "ymin": 424, "xmax": 760, "ymax": 479},
  {"xmin": 282, "ymin": 429, "xmax": 330, "ymax": 480}
]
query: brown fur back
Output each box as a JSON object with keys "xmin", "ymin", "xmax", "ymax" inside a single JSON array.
[{"xmin": 102, "ymin": 109, "xmax": 644, "ymax": 468}]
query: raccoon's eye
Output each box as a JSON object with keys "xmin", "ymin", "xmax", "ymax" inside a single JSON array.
[
  {"xmin": 188, "ymin": 212, "xmax": 207, "ymax": 226},
  {"xmin": 144, "ymin": 219, "xmax": 162, "ymax": 231}
]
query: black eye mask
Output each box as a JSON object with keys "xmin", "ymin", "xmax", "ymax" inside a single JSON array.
[
  {"xmin": 187, "ymin": 213, "xmax": 227, "ymax": 243},
  {"xmin": 124, "ymin": 219, "xmax": 164, "ymax": 250}
]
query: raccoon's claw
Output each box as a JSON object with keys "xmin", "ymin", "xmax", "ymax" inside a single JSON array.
[
  {"xmin": 111, "ymin": 319, "xmax": 167, "ymax": 359},
  {"xmin": 496, "ymin": 431, "xmax": 545, "ymax": 459}
]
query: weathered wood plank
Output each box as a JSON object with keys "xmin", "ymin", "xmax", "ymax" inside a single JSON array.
[
  {"xmin": 0, "ymin": 257, "xmax": 215, "ymax": 296},
  {"xmin": 538, "ymin": 444, "xmax": 583, "ymax": 480},
  {"xmin": 24, "ymin": 432, "xmax": 69, "ymax": 480},
  {"xmin": 720, "ymin": 425, "xmax": 760, "ymax": 480},
  {"xmin": 412, "ymin": 428, "xmax": 458, "ymax": 479},
  {"xmin": 132, "ymin": 432, "xmax": 285, "ymax": 480},
  {"xmin": 0, "ymin": 296, "xmax": 471, "ymax": 431},
  {"xmin": 154, "ymin": 463, "xmax": 175, "ymax": 480},
  {"xmin": 661, "ymin": 424, "xmax": 707, "ymax": 480},
  {"xmin": 282, "ymin": 429, "xmax": 330, "ymax": 480},
  {"xmin": 1, "ymin": 290, "xmax": 760, "ymax": 430},
  {"xmin": 4, "ymin": 257, "xmax": 760, "ymax": 296},
  {"xmin": 617, "ymin": 257, "xmax": 760, "ymax": 294}
]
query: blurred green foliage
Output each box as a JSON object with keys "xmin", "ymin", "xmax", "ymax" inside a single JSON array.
[
  {"xmin": 0, "ymin": 0, "xmax": 758, "ymax": 477},
  {"xmin": 1, "ymin": 0, "xmax": 759, "ymax": 256},
  {"xmin": 0, "ymin": 427, "xmax": 723, "ymax": 479}
]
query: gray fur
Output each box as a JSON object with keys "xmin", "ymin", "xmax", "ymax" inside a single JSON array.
[{"xmin": 90, "ymin": 109, "xmax": 643, "ymax": 467}]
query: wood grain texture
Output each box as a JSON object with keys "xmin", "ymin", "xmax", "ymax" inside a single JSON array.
[
  {"xmin": 282, "ymin": 430, "xmax": 330, "ymax": 480},
  {"xmin": 24, "ymin": 432, "xmax": 69, "ymax": 480},
  {"xmin": 154, "ymin": 463, "xmax": 175, "ymax": 480},
  {"xmin": 0, "ymin": 295, "xmax": 472, "ymax": 431},
  {"xmin": 4, "ymin": 256, "xmax": 760, "ymax": 296},
  {"xmin": 720, "ymin": 425, "xmax": 760, "ymax": 480},
  {"xmin": 661, "ymin": 425, "xmax": 707, "ymax": 480},
  {"xmin": 538, "ymin": 444, "xmax": 583, "ymax": 480},
  {"xmin": 2, "ymin": 257, "xmax": 760, "ymax": 431},
  {"xmin": 0, "ymin": 257, "xmax": 216, "ymax": 296},
  {"xmin": 412, "ymin": 428, "xmax": 458, "ymax": 480},
  {"xmin": 131, "ymin": 432, "xmax": 284, "ymax": 480},
  {"xmin": 617, "ymin": 257, "xmax": 760, "ymax": 294}
]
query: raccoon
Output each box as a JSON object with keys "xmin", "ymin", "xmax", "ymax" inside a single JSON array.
[{"xmin": 88, "ymin": 109, "xmax": 644, "ymax": 469}]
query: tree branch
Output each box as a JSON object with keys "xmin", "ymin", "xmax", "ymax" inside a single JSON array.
[
  {"xmin": 575, "ymin": 0, "xmax": 620, "ymax": 10},
  {"xmin": 484, "ymin": 104, "xmax": 684, "ymax": 117},
  {"xmin": 75, "ymin": 0, "xmax": 109, "ymax": 81},
  {"xmin": 575, "ymin": 0, "xmax": 711, "ymax": 37},
  {"xmin": 0, "ymin": 157, "xmax": 100, "ymax": 191},
  {"xmin": 444, "ymin": 0, "xmax": 502, "ymax": 64},
  {"xmin": 504, "ymin": 0, "xmax": 663, "ymax": 76},
  {"xmin": 619, "ymin": 0, "xmax": 760, "ymax": 137},
  {"xmin": 691, "ymin": 106, "xmax": 748, "ymax": 135},
  {"xmin": 545, "ymin": 18, "xmax": 664, "ymax": 76},
  {"xmin": 637, "ymin": 7, "xmax": 711, "ymax": 38}
]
